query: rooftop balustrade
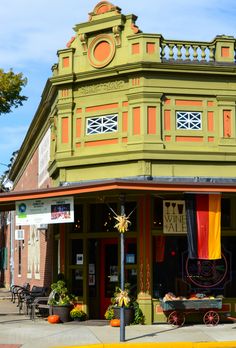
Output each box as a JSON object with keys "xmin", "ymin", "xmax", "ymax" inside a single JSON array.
[{"xmin": 159, "ymin": 35, "xmax": 236, "ymax": 64}]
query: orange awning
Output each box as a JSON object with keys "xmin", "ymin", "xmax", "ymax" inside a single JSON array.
[{"xmin": 0, "ymin": 178, "xmax": 236, "ymax": 211}]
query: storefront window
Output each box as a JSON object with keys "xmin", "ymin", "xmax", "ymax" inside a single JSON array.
[
  {"xmin": 71, "ymin": 269, "xmax": 83, "ymax": 296},
  {"xmin": 71, "ymin": 239, "xmax": 83, "ymax": 265},
  {"xmin": 221, "ymin": 198, "xmax": 231, "ymax": 228},
  {"xmin": 71, "ymin": 204, "xmax": 83, "ymax": 233},
  {"xmin": 126, "ymin": 268, "xmax": 137, "ymax": 297},
  {"xmin": 89, "ymin": 203, "xmax": 117, "ymax": 233},
  {"xmin": 153, "ymin": 236, "xmax": 187, "ymax": 299},
  {"xmin": 88, "ymin": 239, "xmax": 97, "ymax": 297},
  {"xmin": 125, "ymin": 242, "xmax": 136, "ymax": 264},
  {"xmin": 125, "ymin": 202, "xmax": 137, "ymax": 232},
  {"xmin": 221, "ymin": 237, "xmax": 235, "ymax": 297},
  {"xmin": 153, "ymin": 235, "xmax": 234, "ymax": 299},
  {"xmin": 152, "ymin": 197, "xmax": 163, "ymax": 229}
]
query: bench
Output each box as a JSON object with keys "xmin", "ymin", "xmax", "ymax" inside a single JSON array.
[
  {"xmin": 10, "ymin": 283, "xmax": 30, "ymax": 303},
  {"xmin": 18, "ymin": 286, "xmax": 48, "ymax": 314},
  {"xmin": 30, "ymin": 297, "xmax": 51, "ymax": 320}
]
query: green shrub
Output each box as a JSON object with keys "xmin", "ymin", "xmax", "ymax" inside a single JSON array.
[{"xmin": 70, "ymin": 308, "xmax": 87, "ymax": 321}]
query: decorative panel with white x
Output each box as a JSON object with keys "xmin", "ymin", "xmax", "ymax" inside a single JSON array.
[
  {"xmin": 86, "ymin": 114, "xmax": 118, "ymax": 135},
  {"xmin": 176, "ymin": 111, "xmax": 202, "ymax": 130}
]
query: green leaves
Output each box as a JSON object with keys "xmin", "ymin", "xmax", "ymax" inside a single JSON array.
[{"xmin": 0, "ymin": 68, "xmax": 27, "ymax": 115}]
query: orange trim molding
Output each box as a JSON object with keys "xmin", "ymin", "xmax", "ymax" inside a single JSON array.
[
  {"xmin": 132, "ymin": 43, "xmax": 140, "ymax": 54},
  {"xmin": 122, "ymin": 112, "xmax": 128, "ymax": 132},
  {"xmin": 207, "ymin": 101, "xmax": 214, "ymax": 107},
  {"xmin": 164, "ymin": 110, "xmax": 171, "ymax": 131},
  {"xmin": 207, "ymin": 111, "xmax": 214, "ymax": 132},
  {"xmin": 76, "ymin": 118, "xmax": 82, "ymax": 138},
  {"xmin": 147, "ymin": 107, "xmax": 156, "ymax": 134},
  {"xmin": 61, "ymin": 118, "xmax": 69, "ymax": 143},
  {"xmin": 86, "ymin": 103, "xmax": 118, "ymax": 113},
  {"xmin": 62, "ymin": 57, "xmax": 69, "ymax": 68},
  {"xmin": 133, "ymin": 107, "xmax": 141, "ymax": 135},
  {"xmin": 175, "ymin": 99, "xmax": 202, "ymax": 106},
  {"xmin": 221, "ymin": 47, "xmax": 230, "ymax": 58},
  {"xmin": 176, "ymin": 136, "xmax": 203, "ymax": 142},
  {"xmin": 164, "ymin": 98, "xmax": 171, "ymax": 105},
  {"xmin": 146, "ymin": 43, "xmax": 155, "ymax": 54},
  {"xmin": 85, "ymin": 139, "xmax": 118, "ymax": 147},
  {"xmin": 223, "ymin": 110, "xmax": 232, "ymax": 137}
]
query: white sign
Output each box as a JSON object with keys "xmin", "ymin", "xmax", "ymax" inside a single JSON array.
[
  {"xmin": 76, "ymin": 254, "xmax": 83, "ymax": 265},
  {"xmin": 16, "ymin": 196, "xmax": 74, "ymax": 226},
  {"xmin": 15, "ymin": 229, "xmax": 24, "ymax": 240},
  {"xmin": 163, "ymin": 200, "xmax": 187, "ymax": 234}
]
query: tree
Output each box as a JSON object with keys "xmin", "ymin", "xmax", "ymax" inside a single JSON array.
[{"xmin": 0, "ymin": 69, "xmax": 27, "ymax": 115}]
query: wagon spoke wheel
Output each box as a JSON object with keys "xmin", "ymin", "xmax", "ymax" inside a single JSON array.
[
  {"xmin": 203, "ymin": 311, "xmax": 220, "ymax": 326},
  {"xmin": 167, "ymin": 311, "xmax": 185, "ymax": 326}
]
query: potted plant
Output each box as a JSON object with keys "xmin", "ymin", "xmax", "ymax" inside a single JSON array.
[
  {"xmin": 48, "ymin": 280, "xmax": 74, "ymax": 323},
  {"xmin": 104, "ymin": 283, "xmax": 145, "ymax": 325},
  {"xmin": 104, "ymin": 305, "xmax": 115, "ymax": 320},
  {"xmin": 70, "ymin": 307, "xmax": 87, "ymax": 321}
]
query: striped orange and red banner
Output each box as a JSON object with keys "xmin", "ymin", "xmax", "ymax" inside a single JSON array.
[{"xmin": 185, "ymin": 194, "xmax": 221, "ymax": 260}]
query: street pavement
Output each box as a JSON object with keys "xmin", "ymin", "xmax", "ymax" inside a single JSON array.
[{"xmin": 0, "ymin": 289, "xmax": 236, "ymax": 348}]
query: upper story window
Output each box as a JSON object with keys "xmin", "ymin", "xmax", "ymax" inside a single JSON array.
[
  {"xmin": 86, "ymin": 114, "xmax": 118, "ymax": 135},
  {"xmin": 176, "ymin": 111, "xmax": 202, "ymax": 130}
]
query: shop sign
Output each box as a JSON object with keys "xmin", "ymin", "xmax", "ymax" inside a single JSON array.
[
  {"xmin": 16, "ymin": 196, "xmax": 74, "ymax": 226},
  {"xmin": 163, "ymin": 200, "xmax": 187, "ymax": 233}
]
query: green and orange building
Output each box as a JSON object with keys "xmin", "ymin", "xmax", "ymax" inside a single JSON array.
[{"xmin": 1, "ymin": 1, "xmax": 236, "ymax": 324}]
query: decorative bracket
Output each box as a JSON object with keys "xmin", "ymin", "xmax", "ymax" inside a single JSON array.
[
  {"xmin": 79, "ymin": 33, "xmax": 88, "ymax": 52},
  {"xmin": 112, "ymin": 25, "xmax": 122, "ymax": 46}
]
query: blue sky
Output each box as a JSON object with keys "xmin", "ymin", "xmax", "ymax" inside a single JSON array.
[{"xmin": 0, "ymin": 0, "xmax": 236, "ymax": 175}]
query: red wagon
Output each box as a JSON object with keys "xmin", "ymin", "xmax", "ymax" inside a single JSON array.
[{"xmin": 160, "ymin": 298, "xmax": 222, "ymax": 326}]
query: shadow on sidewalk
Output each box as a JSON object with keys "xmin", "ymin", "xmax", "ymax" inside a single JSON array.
[{"xmin": 126, "ymin": 324, "xmax": 182, "ymax": 342}]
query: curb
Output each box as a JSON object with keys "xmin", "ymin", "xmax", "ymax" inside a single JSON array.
[{"xmin": 53, "ymin": 342, "xmax": 236, "ymax": 348}]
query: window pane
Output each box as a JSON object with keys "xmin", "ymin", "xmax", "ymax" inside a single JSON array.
[
  {"xmin": 125, "ymin": 202, "xmax": 137, "ymax": 232},
  {"xmin": 71, "ymin": 204, "xmax": 83, "ymax": 233},
  {"xmin": 71, "ymin": 239, "xmax": 83, "ymax": 265},
  {"xmin": 89, "ymin": 203, "xmax": 117, "ymax": 232},
  {"xmin": 152, "ymin": 197, "xmax": 163, "ymax": 229},
  {"xmin": 221, "ymin": 198, "xmax": 231, "ymax": 228}
]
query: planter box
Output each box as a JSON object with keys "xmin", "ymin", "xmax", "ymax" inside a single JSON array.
[
  {"xmin": 113, "ymin": 307, "xmax": 134, "ymax": 326},
  {"xmin": 51, "ymin": 305, "xmax": 72, "ymax": 323}
]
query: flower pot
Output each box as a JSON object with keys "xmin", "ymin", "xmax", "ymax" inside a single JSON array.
[
  {"xmin": 113, "ymin": 307, "xmax": 134, "ymax": 326},
  {"xmin": 51, "ymin": 305, "xmax": 72, "ymax": 323}
]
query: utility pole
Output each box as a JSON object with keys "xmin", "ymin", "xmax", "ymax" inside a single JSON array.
[{"xmin": 120, "ymin": 194, "xmax": 125, "ymax": 342}]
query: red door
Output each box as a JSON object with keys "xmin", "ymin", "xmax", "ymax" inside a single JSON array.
[{"xmin": 100, "ymin": 238, "xmax": 118, "ymax": 318}]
